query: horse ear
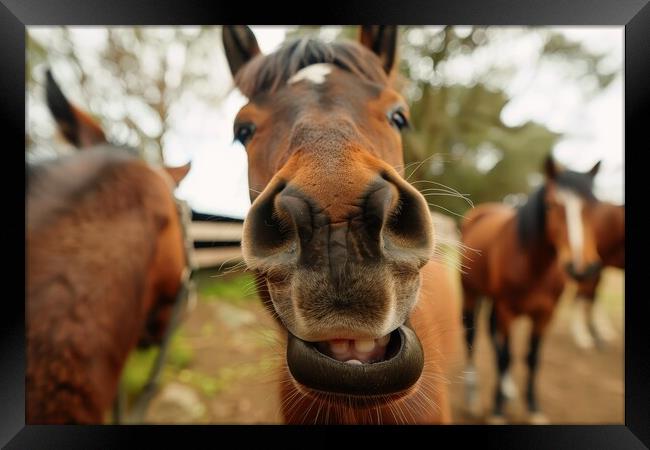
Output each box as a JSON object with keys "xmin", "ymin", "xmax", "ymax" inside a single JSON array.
[
  {"xmin": 222, "ymin": 26, "xmax": 262, "ymax": 79},
  {"xmin": 544, "ymin": 154, "xmax": 558, "ymax": 180},
  {"xmin": 588, "ymin": 160, "xmax": 602, "ymax": 178},
  {"xmin": 164, "ymin": 161, "xmax": 191, "ymax": 187},
  {"xmin": 45, "ymin": 69, "xmax": 106, "ymax": 149},
  {"xmin": 359, "ymin": 26, "xmax": 398, "ymax": 75}
]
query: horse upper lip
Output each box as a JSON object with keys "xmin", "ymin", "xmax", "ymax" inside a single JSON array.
[{"xmin": 286, "ymin": 324, "xmax": 424, "ymax": 396}]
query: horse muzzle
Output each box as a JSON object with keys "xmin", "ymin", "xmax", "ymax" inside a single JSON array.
[
  {"xmin": 565, "ymin": 261, "xmax": 602, "ymax": 282},
  {"xmin": 286, "ymin": 323, "xmax": 424, "ymax": 398}
]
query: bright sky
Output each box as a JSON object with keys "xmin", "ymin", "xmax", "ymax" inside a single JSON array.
[
  {"xmin": 30, "ymin": 26, "xmax": 624, "ymax": 219},
  {"xmin": 164, "ymin": 27, "xmax": 291, "ymax": 218}
]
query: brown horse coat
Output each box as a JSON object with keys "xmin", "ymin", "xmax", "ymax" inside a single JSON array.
[
  {"xmin": 26, "ymin": 72, "xmax": 189, "ymax": 423},
  {"xmin": 460, "ymin": 157, "xmax": 602, "ymax": 422},
  {"xmin": 224, "ymin": 26, "xmax": 462, "ymax": 424}
]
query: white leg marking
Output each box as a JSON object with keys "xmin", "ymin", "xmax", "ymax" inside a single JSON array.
[
  {"xmin": 571, "ymin": 296, "xmax": 595, "ymax": 349},
  {"xmin": 464, "ymin": 364, "xmax": 481, "ymax": 415},
  {"xmin": 592, "ymin": 300, "xmax": 617, "ymax": 342},
  {"xmin": 500, "ymin": 371, "xmax": 518, "ymax": 400}
]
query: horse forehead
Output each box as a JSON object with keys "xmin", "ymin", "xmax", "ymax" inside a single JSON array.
[
  {"xmin": 555, "ymin": 188, "xmax": 584, "ymax": 208},
  {"xmin": 288, "ymin": 63, "xmax": 334, "ymax": 85}
]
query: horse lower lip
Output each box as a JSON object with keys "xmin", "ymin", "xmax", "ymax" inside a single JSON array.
[{"xmin": 286, "ymin": 324, "xmax": 424, "ymax": 396}]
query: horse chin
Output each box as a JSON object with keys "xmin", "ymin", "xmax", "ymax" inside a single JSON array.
[{"xmin": 285, "ymin": 324, "xmax": 425, "ymax": 404}]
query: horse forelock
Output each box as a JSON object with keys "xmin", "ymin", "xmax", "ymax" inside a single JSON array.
[
  {"xmin": 516, "ymin": 168, "xmax": 598, "ymax": 248},
  {"xmin": 555, "ymin": 170, "xmax": 597, "ymax": 202},
  {"xmin": 235, "ymin": 37, "xmax": 389, "ymax": 98}
]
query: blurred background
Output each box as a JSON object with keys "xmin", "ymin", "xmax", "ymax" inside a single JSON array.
[{"xmin": 26, "ymin": 26, "xmax": 624, "ymax": 424}]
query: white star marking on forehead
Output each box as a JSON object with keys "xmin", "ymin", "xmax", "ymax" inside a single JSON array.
[{"xmin": 288, "ymin": 63, "xmax": 333, "ymax": 85}]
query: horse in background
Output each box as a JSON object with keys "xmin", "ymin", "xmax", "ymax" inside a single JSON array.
[
  {"xmin": 26, "ymin": 71, "xmax": 191, "ymax": 423},
  {"xmin": 460, "ymin": 155, "xmax": 602, "ymax": 424},
  {"xmin": 222, "ymin": 25, "xmax": 462, "ymax": 424},
  {"xmin": 570, "ymin": 202, "xmax": 624, "ymax": 350}
]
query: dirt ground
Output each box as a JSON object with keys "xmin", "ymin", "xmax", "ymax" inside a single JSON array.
[
  {"xmin": 447, "ymin": 268, "xmax": 624, "ymax": 424},
  {"xmin": 140, "ymin": 268, "xmax": 623, "ymax": 425}
]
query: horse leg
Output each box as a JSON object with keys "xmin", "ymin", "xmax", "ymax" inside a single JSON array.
[
  {"xmin": 572, "ymin": 272, "xmax": 613, "ymax": 350},
  {"xmin": 571, "ymin": 292, "xmax": 596, "ymax": 350},
  {"xmin": 587, "ymin": 272, "xmax": 617, "ymax": 345},
  {"xmin": 487, "ymin": 301, "xmax": 513, "ymax": 424},
  {"xmin": 526, "ymin": 313, "xmax": 551, "ymax": 424},
  {"xmin": 461, "ymin": 287, "xmax": 482, "ymax": 416},
  {"xmin": 591, "ymin": 298, "xmax": 617, "ymax": 343}
]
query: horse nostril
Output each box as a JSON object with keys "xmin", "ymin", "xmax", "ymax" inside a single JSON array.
[
  {"xmin": 363, "ymin": 178, "xmax": 394, "ymax": 243},
  {"xmin": 565, "ymin": 262, "xmax": 580, "ymax": 280},
  {"xmin": 381, "ymin": 172, "xmax": 434, "ymax": 256},
  {"xmin": 277, "ymin": 190, "xmax": 316, "ymax": 247},
  {"xmin": 243, "ymin": 180, "xmax": 294, "ymax": 259}
]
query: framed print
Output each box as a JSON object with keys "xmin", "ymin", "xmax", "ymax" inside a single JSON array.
[{"xmin": 4, "ymin": 0, "xmax": 649, "ymax": 448}]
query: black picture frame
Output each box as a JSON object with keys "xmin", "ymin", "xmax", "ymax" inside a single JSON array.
[{"xmin": 5, "ymin": 0, "xmax": 649, "ymax": 448}]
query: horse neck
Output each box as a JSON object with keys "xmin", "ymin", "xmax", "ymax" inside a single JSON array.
[{"xmin": 514, "ymin": 218, "xmax": 557, "ymax": 275}]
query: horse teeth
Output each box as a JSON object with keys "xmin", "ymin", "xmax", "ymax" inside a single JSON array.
[
  {"xmin": 353, "ymin": 339, "xmax": 376, "ymax": 353},
  {"xmin": 376, "ymin": 334, "xmax": 390, "ymax": 346},
  {"xmin": 345, "ymin": 359, "xmax": 363, "ymax": 365},
  {"xmin": 329, "ymin": 339, "xmax": 349, "ymax": 354}
]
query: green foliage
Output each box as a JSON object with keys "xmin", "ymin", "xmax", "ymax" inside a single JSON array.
[{"xmin": 404, "ymin": 82, "xmax": 561, "ymax": 218}]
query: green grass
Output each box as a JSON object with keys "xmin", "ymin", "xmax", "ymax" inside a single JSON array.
[
  {"xmin": 121, "ymin": 329, "xmax": 195, "ymax": 398},
  {"xmin": 194, "ymin": 270, "xmax": 259, "ymax": 304},
  {"xmin": 120, "ymin": 269, "xmax": 263, "ymax": 405}
]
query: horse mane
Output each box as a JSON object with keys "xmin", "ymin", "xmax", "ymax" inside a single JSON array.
[
  {"xmin": 27, "ymin": 146, "xmax": 156, "ymax": 231},
  {"xmin": 516, "ymin": 169, "xmax": 597, "ymax": 247},
  {"xmin": 235, "ymin": 37, "xmax": 389, "ymax": 98},
  {"xmin": 516, "ymin": 185, "xmax": 547, "ymax": 248}
]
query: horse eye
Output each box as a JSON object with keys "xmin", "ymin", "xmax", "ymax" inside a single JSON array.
[
  {"xmin": 234, "ymin": 123, "xmax": 255, "ymax": 146},
  {"xmin": 388, "ymin": 109, "xmax": 410, "ymax": 131}
]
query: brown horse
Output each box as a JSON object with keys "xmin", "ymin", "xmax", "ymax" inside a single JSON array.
[
  {"xmin": 570, "ymin": 202, "xmax": 624, "ymax": 349},
  {"xmin": 460, "ymin": 155, "xmax": 602, "ymax": 424},
  {"xmin": 26, "ymin": 71, "xmax": 191, "ymax": 423},
  {"xmin": 222, "ymin": 26, "xmax": 462, "ymax": 424}
]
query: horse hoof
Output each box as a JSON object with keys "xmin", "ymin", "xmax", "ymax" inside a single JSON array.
[
  {"xmin": 528, "ymin": 412, "xmax": 549, "ymax": 425},
  {"xmin": 486, "ymin": 414, "xmax": 507, "ymax": 425}
]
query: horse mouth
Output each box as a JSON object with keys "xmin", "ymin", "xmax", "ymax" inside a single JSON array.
[{"xmin": 286, "ymin": 324, "xmax": 424, "ymax": 397}]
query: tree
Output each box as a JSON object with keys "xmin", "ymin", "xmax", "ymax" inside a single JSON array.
[{"xmin": 27, "ymin": 27, "xmax": 232, "ymax": 164}]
